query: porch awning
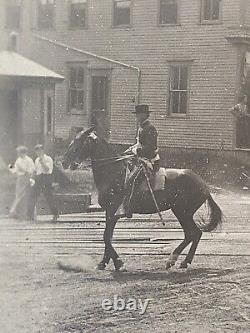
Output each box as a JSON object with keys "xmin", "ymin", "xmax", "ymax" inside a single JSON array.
[{"xmin": 0, "ymin": 50, "xmax": 64, "ymax": 81}]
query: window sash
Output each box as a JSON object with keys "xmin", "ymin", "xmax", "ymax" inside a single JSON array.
[
  {"xmin": 114, "ymin": 0, "xmax": 131, "ymax": 26},
  {"xmin": 202, "ymin": 0, "xmax": 220, "ymax": 21},
  {"xmin": 169, "ymin": 65, "xmax": 189, "ymax": 114},
  {"xmin": 70, "ymin": 1, "xmax": 87, "ymax": 28},
  {"xmin": 68, "ymin": 66, "xmax": 85, "ymax": 112},
  {"xmin": 160, "ymin": 0, "xmax": 178, "ymax": 25}
]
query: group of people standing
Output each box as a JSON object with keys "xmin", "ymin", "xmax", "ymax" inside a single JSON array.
[{"xmin": 9, "ymin": 144, "xmax": 59, "ymax": 222}]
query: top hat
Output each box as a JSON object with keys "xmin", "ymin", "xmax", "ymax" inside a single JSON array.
[{"xmin": 132, "ymin": 104, "xmax": 150, "ymax": 114}]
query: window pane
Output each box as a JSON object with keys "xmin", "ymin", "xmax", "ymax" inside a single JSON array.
[
  {"xmin": 212, "ymin": 0, "xmax": 220, "ymax": 20},
  {"xmin": 70, "ymin": 90, "xmax": 77, "ymax": 108},
  {"xmin": 170, "ymin": 66, "xmax": 179, "ymax": 90},
  {"xmin": 114, "ymin": 0, "xmax": 131, "ymax": 26},
  {"xmin": 160, "ymin": 0, "xmax": 178, "ymax": 24},
  {"xmin": 203, "ymin": 0, "xmax": 220, "ymax": 20},
  {"xmin": 37, "ymin": 0, "xmax": 54, "ymax": 29},
  {"xmin": 170, "ymin": 92, "xmax": 179, "ymax": 113},
  {"xmin": 203, "ymin": 0, "xmax": 211, "ymax": 20},
  {"xmin": 77, "ymin": 67, "xmax": 84, "ymax": 86},
  {"xmin": 68, "ymin": 65, "xmax": 85, "ymax": 112},
  {"xmin": 70, "ymin": 68, "xmax": 77, "ymax": 88},
  {"xmin": 179, "ymin": 66, "xmax": 188, "ymax": 90},
  {"xmin": 70, "ymin": 2, "xmax": 86, "ymax": 28},
  {"xmin": 180, "ymin": 92, "xmax": 187, "ymax": 114},
  {"xmin": 77, "ymin": 90, "xmax": 84, "ymax": 109},
  {"xmin": 169, "ymin": 64, "xmax": 189, "ymax": 114}
]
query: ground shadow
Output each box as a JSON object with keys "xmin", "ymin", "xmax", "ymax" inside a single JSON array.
[
  {"xmin": 80, "ymin": 267, "xmax": 235, "ymax": 284},
  {"xmin": 110, "ymin": 267, "xmax": 235, "ymax": 284}
]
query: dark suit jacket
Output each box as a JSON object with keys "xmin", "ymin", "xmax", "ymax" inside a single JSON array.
[{"xmin": 136, "ymin": 120, "xmax": 158, "ymax": 159}]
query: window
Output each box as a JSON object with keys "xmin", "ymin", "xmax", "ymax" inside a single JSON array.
[
  {"xmin": 169, "ymin": 64, "xmax": 189, "ymax": 115},
  {"xmin": 69, "ymin": 0, "xmax": 87, "ymax": 28},
  {"xmin": 159, "ymin": 0, "xmax": 178, "ymax": 25},
  {"xmin": 5, "ymin": 0, "xmax": 21, "ymax": 30},
  {"xmin": 37, "ymin": 0, "xmax": 55, "ymax": 29},
  {"xmin": 68, "ymin": 65, "xmax": 85, "ymax": 113},
  {"xmin": 201, "ymin": 0, "xmax": 221, "ymax": 22},
  {"xmin": 113, "ymin": 0, "xmax": 131, "ymax": 27}
]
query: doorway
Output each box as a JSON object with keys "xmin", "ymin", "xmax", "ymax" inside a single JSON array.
[{"xmin": 90, "ymin": 72, "xmax": 111, "ymax": 140}]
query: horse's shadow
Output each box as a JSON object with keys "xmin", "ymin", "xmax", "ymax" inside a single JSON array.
[
  {"xmin": 82, "ymin": 267, "xmax": 235, "ymax": 284},
  {"xmin": 110, "ymin": 267, "xmax": 234, "ymax": 284}
]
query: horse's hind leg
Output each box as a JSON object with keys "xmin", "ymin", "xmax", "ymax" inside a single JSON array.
[
  {"xmin": 166, "ymin": 211, "xmax": 193, "ymax": 269},
  {"xmin": 179, "ymin": 224, "xmax": 202, "ymax": 268},
  {"xmin": 167, "ymin": 208, "xmax": 202, "ymax": 269}
]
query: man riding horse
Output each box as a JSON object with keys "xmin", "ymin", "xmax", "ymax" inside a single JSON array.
[{"xmin": 116, "ymin": 104, "xmax": 160, "ymax": 218}]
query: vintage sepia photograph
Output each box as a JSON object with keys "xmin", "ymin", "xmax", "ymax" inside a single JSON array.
[{"xmin": 0, "ymin": 0, "xmax": 249, "ymax": 332}]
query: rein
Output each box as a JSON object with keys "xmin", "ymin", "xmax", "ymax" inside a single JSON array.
[
  {"xmin": 92, "ymin": 154, "xmax": 134, "ymax": 165},
  {"xmin": 70, "ymin": 154, "xmax": 134, "ymax": 169}
]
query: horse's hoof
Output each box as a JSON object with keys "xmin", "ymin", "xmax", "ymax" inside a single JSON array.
[
  {"xmin": 179, "ymin": 261, "xmax": 189, "ymax": 269},
  {"xmin": 114, "ymin": 258, "xmax": 124, "ymax": 271},
  {"xmin": 96, "ymin": 262, "xmax": 106, "ymax": 270},
  {"xmin": 166, "ymin": 261, "xmax": 175, "ymax": 270}
]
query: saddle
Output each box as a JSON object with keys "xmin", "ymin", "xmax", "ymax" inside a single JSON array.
[{"xmin": 131, "ymin": 167, "xmax": 187, "ymax": 193}]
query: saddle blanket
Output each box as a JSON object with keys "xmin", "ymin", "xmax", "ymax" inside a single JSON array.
[{"xmin": 137, "ymin": 168, "xmax": 186, "ymax": 192}]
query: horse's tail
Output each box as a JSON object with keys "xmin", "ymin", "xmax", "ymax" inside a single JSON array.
[{"xmin": 202, "ymin": 194, "xmax": 222, "ymax": 232}]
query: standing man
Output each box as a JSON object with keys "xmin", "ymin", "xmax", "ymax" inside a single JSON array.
[{"xmin": 28, "ymin": 144, "xmax": 59, "ymax": 222}]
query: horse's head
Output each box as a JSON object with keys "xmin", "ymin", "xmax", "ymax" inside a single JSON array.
[{"xmin": 62, "ymin": 126, "xmax": 97, "ymax": 169}]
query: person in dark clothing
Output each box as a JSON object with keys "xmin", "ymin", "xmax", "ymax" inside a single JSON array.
[
  {"xmin": 28, "ymin": 144, "xmax": 59, "ymax": 222},
  {"xmin": 116, "ymin": 104, "xmax": 160, "ymax": 218}
]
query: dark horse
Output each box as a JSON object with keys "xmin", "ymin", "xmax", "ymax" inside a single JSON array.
[{"xmin": 62, "ymin": 127, "xmax": 222, "ymax": 271}]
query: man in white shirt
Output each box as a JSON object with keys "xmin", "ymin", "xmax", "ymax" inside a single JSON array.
[
  {"xmin": 9, "ymin": 146, "xmax": 35, "ymax": 219},
  {"xmin": 28, "ymin": 144, "xmax": 59, "ymax": 222}
]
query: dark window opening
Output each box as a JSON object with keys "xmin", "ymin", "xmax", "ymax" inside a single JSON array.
[
  {"xmin": 202, "ymin": 0, "xmax": 220, "ymax": 21},
  {"xmin": 5, "ymin": 0, "xmax": 21, "ymax": 30},
  {"xmin": 37, "ymin": 0, "xmax": 55, "ymax": 29},
  {"xmin": 114, "ymin": 0, "xmax": 131, "ymax": 26},
  {"xmin": 68, "ymin": 65, "xmax": 85, "ymax": 113},
  {"xmin": 160, "ymin": 0, "xmax": 178, "ymax": 25},
  {"xmin": 70, "ymin": 0, "xmax": 87, "ymax": 28},
  {"xmin": 169, "ymin": 65, "xmax": 189, "ymax": 114}
]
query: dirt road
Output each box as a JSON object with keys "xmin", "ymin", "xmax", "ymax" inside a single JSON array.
[{"xmin": 0, "ymin": 191, "xmax": 250, "ymax": 333}]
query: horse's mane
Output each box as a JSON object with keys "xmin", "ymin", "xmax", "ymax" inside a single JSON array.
[
  {"xmin": 91, "ymin": 136, "xmax": 127, "ymax": 192},
  {"xmin": 93, "ymin": 136, "xmax": 125, "ymax": 159}
]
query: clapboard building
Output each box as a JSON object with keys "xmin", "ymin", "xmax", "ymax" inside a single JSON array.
[{"xmin": 1, "ymin": 0, "xmax": 250, "ymax": 162}]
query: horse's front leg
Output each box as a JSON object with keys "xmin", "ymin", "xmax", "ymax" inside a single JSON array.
[{"xmin": 97, "ymin": 212, "xmax": 124, "ymax": 271}]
